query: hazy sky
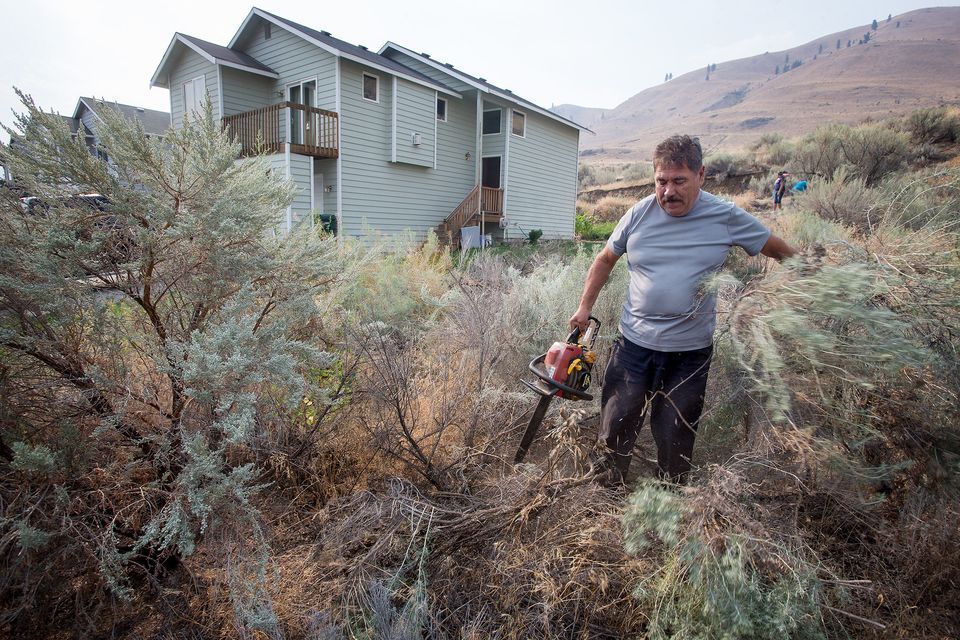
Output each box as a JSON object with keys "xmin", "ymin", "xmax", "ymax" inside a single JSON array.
[{"xmin": 0, "ymin": 0, "xmax": 955, "ymax": 140}]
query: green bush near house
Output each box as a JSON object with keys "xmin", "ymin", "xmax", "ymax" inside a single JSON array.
[{"xmin": 576, "ymin": 213, "xmax": 617, "ymax": 241}]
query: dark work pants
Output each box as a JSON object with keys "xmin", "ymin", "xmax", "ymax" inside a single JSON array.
[{"xmin": 598, "ymin": 335, "xmax": 713, "ymax": 482}]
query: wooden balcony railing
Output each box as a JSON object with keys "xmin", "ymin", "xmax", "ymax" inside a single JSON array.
[
  {"xmin": 439, "ymin": 185, "xmax": 504, "ymax": 246},
  {"xmin": 222, "ymin": 102, "xmax": 339, "ymax": 158},
  {"xmin": 480, "ymin": 186, "xmax": 503, "ymax": 214}
]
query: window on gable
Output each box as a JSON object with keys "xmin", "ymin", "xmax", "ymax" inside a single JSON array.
[
  {"xmin": 183, "ymin": 76, "xmax": 205, "ymax": 117},
  {"xmin": 512, "ymin": 110, "xmax": 526, "ymax": 137},
  {"xmin": 482, "ymin": 109, "xmax": 501, "ymax": 135},
  {"xmin": 436, "ymin": 97, "xmax": 447, "ymax": 122},
  {"xmin": 362, "ymin": 73, "xmax": 379, "ymax": 102}
]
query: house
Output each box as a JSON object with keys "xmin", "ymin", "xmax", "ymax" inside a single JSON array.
[
  {"xmin": 70, "ymin": 97, "xmax": 171, "ymax": 163},
  {"xmin": 2, "ymin": 98, "xmax": 170, "ymax": 185},
  {"xmin": 150, "ymin": 7, "xmax": 589, "ymax": 243}
]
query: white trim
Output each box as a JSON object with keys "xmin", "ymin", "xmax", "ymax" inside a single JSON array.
[
  {"xmin": 151, "ymin": 33, "xmax": 279, "ymax": 88},
  {"xmin": 231, "ymin": 9, "xmax": 461, "ymax": 98},
  {"xmin": 335, "ymin": 57, "xmax": 343, "ymax": 246},
  {"xmin": 433, "ymin": 90, "xmax": 438, "ymax": 170},
  {"xmin": 310, "ymin": 156, "xmax": 316, "ymax": 225},
  {"xmin": 215, "ymin": 59, "xmax": 278, "ymax": 79},
  {"xmin": 183, "ymin": 75, "xmax": 206, "ymax": 119},
  {"xmin": 503, "ymin": 112, "xmax": 511, "ymax": 238},
  {"xmin": 378, "ymin": 41, "xmax": 591, "ymax": 132},
  {"xmin": 362, "ymin": 72, "xmax": 380, "ymax": 103},
  {"xmin": 475, "ymin": 92, "xmax": 482, "ymax": 184},
  {"xmin": 391, "ymin": 77, "xmax": 397, "ymax": 162},
  {"xmin": 511, "ymin": 109, "xmax": 526, "ymax": 138},
  {"xmin": 74, "ymin": 98, "xmax": 103, "ymax": 124},
  {"xmin": 285, "ymin": 144, "xmax": 292, "ymax": 233},
  {"xmin": 481, "ymin": 154, "xmax": 503, "ymax": 189},
  {"xmin": 217, "ymin": 66, "xmax": 224, "ymax": 120},
  {"xmin": 286, "ymin": 76, "xmax": 319, "ymax": 145},
  {"xmin": 482, "ymin": 108, "xmax": 502, "ymax": 136},
  {"xmin": 436, "ymin": 96, "xmax": 447, "ymax": 122}
]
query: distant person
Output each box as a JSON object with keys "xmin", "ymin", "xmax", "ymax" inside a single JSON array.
[
  {"xmin": 773, "ymin": 171, "xmax": 788, "ymax": 210},
  {"xmin": 792, "ymin": 179, "xmax": 808, "ymax": 192},
  {"xmin": 569, "ymin": 135, "xmax": 797, "ymax": 485}
]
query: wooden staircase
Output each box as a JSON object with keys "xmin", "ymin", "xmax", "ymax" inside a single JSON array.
[{"xmin": 437, "ymin": 185, "xmax": 504, "ymax": 248}]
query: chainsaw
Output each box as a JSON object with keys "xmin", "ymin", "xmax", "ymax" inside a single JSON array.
[{"xmin": 514, "ymin": 316, "xmax": 601, "ymax": 462}]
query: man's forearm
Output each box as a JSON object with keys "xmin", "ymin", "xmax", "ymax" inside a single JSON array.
[{"xmin": 760, "ymin": 234, "xmax": 797, "ymax": 262}]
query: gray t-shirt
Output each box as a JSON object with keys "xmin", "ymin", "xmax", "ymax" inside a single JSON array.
[{"xmin": 606, "ymin": 190, "xmax": 771, "ymax": 351}]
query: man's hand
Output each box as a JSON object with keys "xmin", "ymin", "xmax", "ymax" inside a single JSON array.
[{"xmin": 569, "ymin": 307, "xmax": 592, "ymax": 332}]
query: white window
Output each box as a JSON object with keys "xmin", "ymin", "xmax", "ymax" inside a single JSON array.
[
  {"xmin": 183, "ymin": 76, "xmax": 205, "ymax": 117},
  {"xmin": 482, "ymin": 109, "xmax": 501, "ymax": 135},
  {"xmin": 436, "ymin": 97, "xmax": 447, "ymax": 122},
  {"xmin": 512, "ymin": 110, "xmax": 526, "ymax": 137},
  {"xmin": 362, "ymin": 73, "xmax": 379, "ymax": 102}
]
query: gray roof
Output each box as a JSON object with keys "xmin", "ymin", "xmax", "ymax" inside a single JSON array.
[
  {"xmin": 79, "ymin": 98, "xmax": 170, "ymax": 136},
  {"xmin": 178, "ymin": 33, "xmax": 277, "ymax": 76},
  {"xmin": 255, "ymin": 9, "xmax": 458, "ymax": 95},
  {"xmin": 382, "ymin": 43, "xmax": 590, "ymax": 133}
]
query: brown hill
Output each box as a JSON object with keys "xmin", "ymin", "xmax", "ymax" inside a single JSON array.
[{"xmin": 582, "ymin": 7, "xmax": 960, "ymax": 161}]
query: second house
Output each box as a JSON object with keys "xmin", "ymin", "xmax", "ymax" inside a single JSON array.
[{"xmin": 150, "ymin": 7, "xmax": 588, "ymax": 244}]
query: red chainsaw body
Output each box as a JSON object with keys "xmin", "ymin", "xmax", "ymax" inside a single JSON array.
[{"xmin": 544, "ymin": 341, "xmax": 583, "ymax": 387}]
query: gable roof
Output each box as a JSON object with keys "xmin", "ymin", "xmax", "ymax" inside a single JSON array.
[
  {"xmin": 380, "ymin": 42, "xmax": 593, "ymax": 133},
  {"xmin": 74, "ymin": 98, "xmax": 170, "ymax": 136},
  {"xmin": 151, "ymin": 33, "xmax": 279, "ymax": 88},
  {"xmin": 378, "ymin": 42, "xmax": 592, "ymax": 134},
  {"xmin": 228, "ymin": 7, "xmax": 460, "ymax": 98}
]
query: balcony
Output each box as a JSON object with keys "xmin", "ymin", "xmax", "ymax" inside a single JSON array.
[{"xmin": 222, "ymin": 102, "xmax": 339, "ymax": 158}]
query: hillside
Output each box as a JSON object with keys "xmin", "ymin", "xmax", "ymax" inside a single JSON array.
[{"xmin": 581, "ymin": 7, "xmax": 960, "ymax": 160}]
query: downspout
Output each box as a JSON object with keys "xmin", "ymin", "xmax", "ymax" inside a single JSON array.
[
  {"xmin": 391, "ymin": 76, "xmax": 398, "ymax": 163},
  {"xmin": 336, "ymin": 55, "xmax": 343, "ymax": 245},
  {"xmin": 476, "ymin": 92, "xmax": 484, "ymax": 246},
  {"xmin": 503, "ymin": 107, "xmax": 511, "ymax": 240}
]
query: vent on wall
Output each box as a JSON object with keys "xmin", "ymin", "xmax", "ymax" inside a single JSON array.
[
  {"xmin": 264, "ymin": 23, "xmax": 271, "ymax": 39},
  {"xmin": 411, "ymin": 132, "xmax": 422, "ymax": 146}
]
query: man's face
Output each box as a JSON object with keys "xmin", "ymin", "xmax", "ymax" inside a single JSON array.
[{"xmin": 655, "ymin": 162, "xmax": 705, "ymax": 217}]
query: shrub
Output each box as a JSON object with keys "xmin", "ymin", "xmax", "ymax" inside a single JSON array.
[
  {"xmin": 792, "ymin": 122, "xmax": 909, "ymax": 186},
  {"xmin": 527, "ymin": 228, "xmax": 543, "ymax": 244},
  {"xmin": 590, "ymin": 195, "xmax": 634, "ymax": 221},
  {"xmin": 801, "ymin": 167, "xmax": 880, "ymax": 231},
  {"xmin": 575, "ymin": 213, "xmax": 617, "ymax": 240},
  {"xmin": 704, "ymin": 152, "xmax": 752, "ymax": 181},
  {"xmin": 905, "ymin": 107, "xmax": 960, "ymax": 146},
  {"xmin": 0, "ymin": 92, "xmax": 341, "ymax": 634}
]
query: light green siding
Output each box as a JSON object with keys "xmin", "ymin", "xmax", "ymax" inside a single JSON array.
[
  {"xmin": 339, "ymin": 59, "xmax": 476, "ymax": 239},
  {"xmin": 395, "ymin": 79, "xmax": 435, "ymax": 167},
  {"xmin": 480, "ymin": 101, "xmax": 506, "ymax": 158},
  {"xmin": 289, "ymin": 153, "xmax": 312, "ymax": 225},
  {"xmin": 168, "ymin": 48, "xmax": 219, "ymax": 127},
  {"xmin": 504, "ymin": 110, "xmax": 579, "ymax": 240},
  {"xmin": 235, "ymin": 18, "xmax": 338, "ymax": 110},
  {"xmin": 315, "ymin": 158, "xmax": 337, "ymax": 217},
  {"xmin": 221, "ymin": 67, "xmax": 274, "ymax": 116}
]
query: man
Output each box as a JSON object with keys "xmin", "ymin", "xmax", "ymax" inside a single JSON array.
[
  {"xmin": 569, "ymin": 135, "xmax": 796, "ymax": 484},
  {"xmin": 773, "ymin": 171, "xmax": 788, "ymax": 210}
]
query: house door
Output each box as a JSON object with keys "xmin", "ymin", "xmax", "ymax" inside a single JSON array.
[
  {"xmin": 482, "ymin": 156, "xmax": 501, "ymax": 189},
  {"xmin": 288, "ymin": 80, "xmax": 316, "ymax": 145}
]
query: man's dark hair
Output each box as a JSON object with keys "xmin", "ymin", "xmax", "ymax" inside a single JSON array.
[{"xmin": 653, "ymin": 135, "xmax": 703, "ymax": 171}]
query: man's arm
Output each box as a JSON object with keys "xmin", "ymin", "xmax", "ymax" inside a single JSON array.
[
  {"xmin": 569, "ymin": 246, "xmax": 621, "ymax": 331},
  {"xmin": 760, "ymin": 234, "xmax": 797, "ymax": 262}
]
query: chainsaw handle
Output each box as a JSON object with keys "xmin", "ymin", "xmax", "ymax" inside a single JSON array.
[
  {"xmin": 566, "ymin": 316, "xmax": 601, "ymax": 348},
  {"xmin": 527, "ymin": 354, "xmax": 593, "ymax": 401}
]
